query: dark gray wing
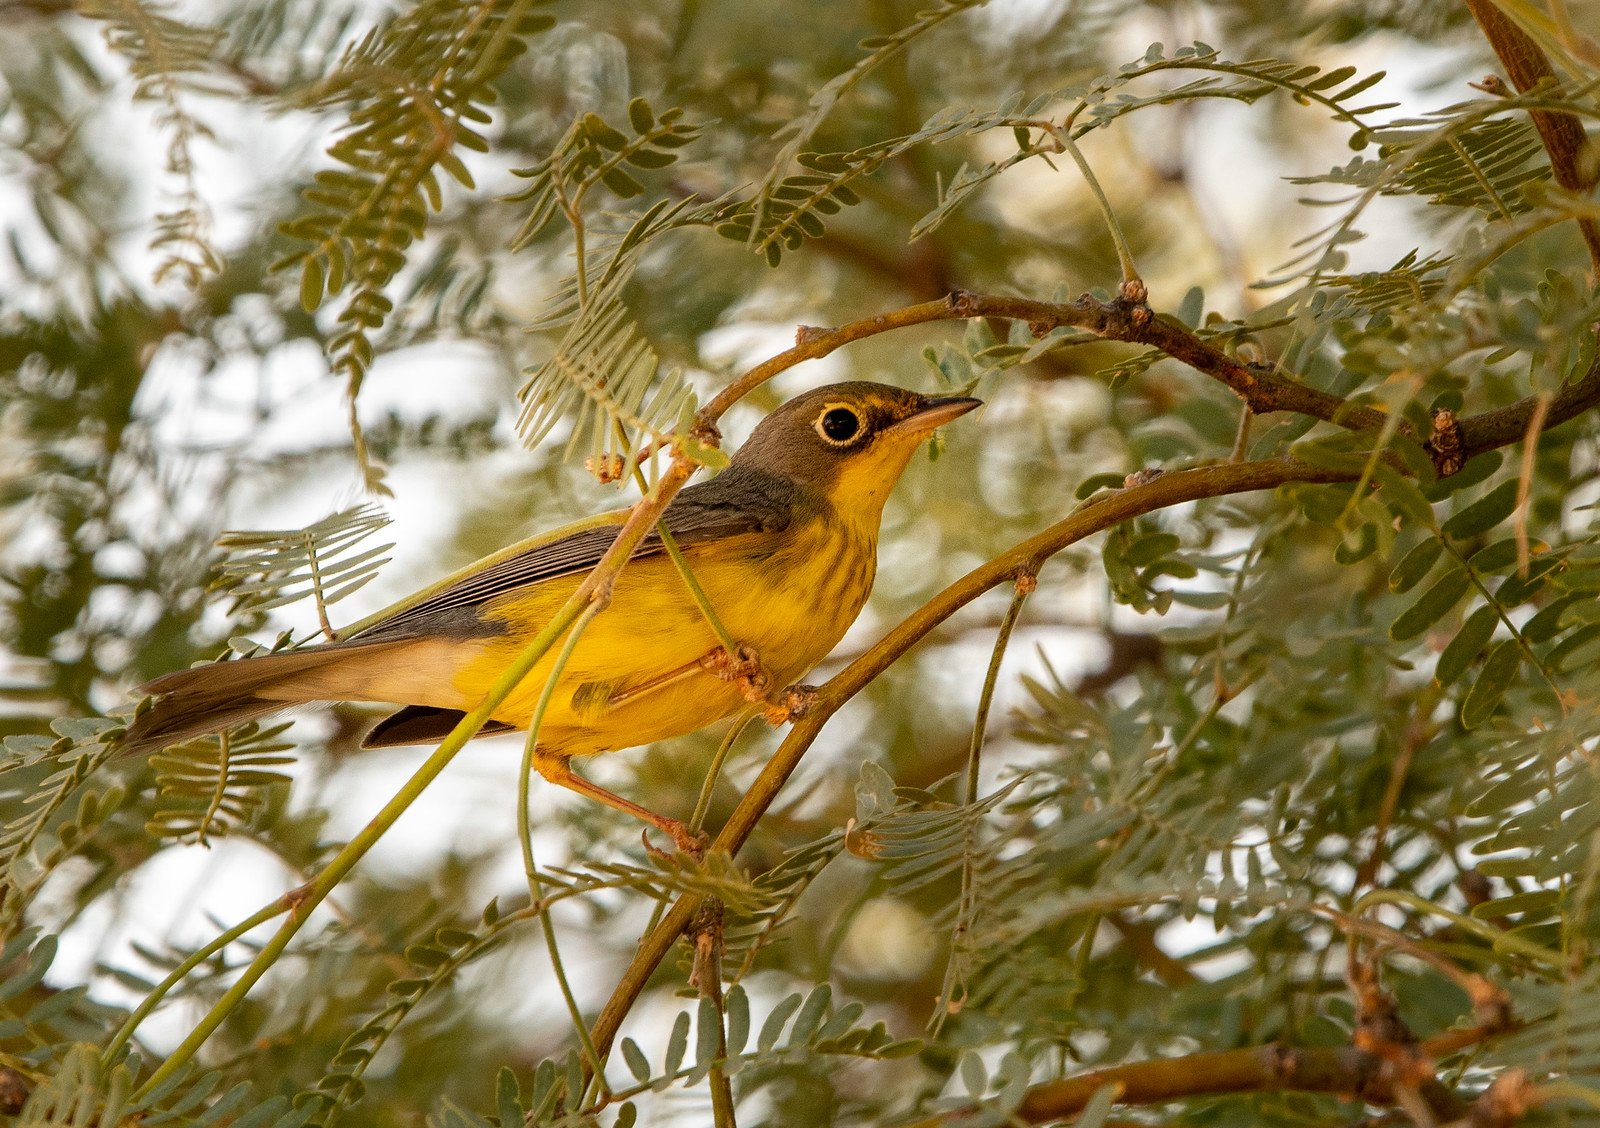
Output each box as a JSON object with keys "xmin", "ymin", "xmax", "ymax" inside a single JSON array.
[{"xmin": 348, "ymin": 467, "xmax": 805, "ymax": 643}]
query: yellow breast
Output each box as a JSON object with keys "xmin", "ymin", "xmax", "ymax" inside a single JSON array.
[{"xmin": 449, "ymin": 513, "xmax": 877, "ymax": 756}]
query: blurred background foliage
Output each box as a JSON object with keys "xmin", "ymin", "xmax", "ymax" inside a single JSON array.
[{"xmin": 1, "ymin": 0, "xmax": 1600, "ymax": 1125}]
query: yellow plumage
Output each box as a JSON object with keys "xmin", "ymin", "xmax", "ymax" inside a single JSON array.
[
  {"xmin": 475, "ymin": 517, "xmax": 874, "ymax": 753},
  {"xmin": 124, "ymin": 381, "xmax": 979, "ymax": 846}
]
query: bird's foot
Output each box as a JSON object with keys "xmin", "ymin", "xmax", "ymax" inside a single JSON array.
[
  {"xmin": 700, "ymin": 646, "xmax": 813, "ymax": 724},
  {"xmin": 701, "ymin": 645, "xmax": 773, "ymax": 703},
  {"xmin": 642, "ymin": 822, "xmax": 710, "ymax": 862}
]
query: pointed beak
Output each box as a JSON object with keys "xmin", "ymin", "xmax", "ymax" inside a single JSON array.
[{"xmin": 890, "ymin": 395, "xmax": 983, "ymax": 436}]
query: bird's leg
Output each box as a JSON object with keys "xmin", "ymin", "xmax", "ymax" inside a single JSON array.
[
  {"xmin": 602, "ymin": 658, "xmax": 704, "ymax": 710},
  {"xmin": 532, "ymin": 745, "xmax": 709, "ymax": 857},
  {"xmin": 601, "ymin": 645, "xmax": 816, "ymax": 727}
]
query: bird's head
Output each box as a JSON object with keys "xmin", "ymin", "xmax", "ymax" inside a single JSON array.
[{"xmin": 731, "ymin": 381, "xmax": 981, "ymax": 520}]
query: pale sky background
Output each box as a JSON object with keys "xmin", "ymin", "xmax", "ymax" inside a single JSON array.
[{"xmin": 0, "ymin": 0, "xmax": 1503, "ymax": 1116}]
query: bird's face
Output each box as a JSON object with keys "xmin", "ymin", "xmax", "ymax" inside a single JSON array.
[{"xmin": 731, "ymin": 381, "xmax": 981, "ymax": 519}]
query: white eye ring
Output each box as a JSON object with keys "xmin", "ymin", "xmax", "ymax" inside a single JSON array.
[{"xmin": 815, "ymin": 404, "xmax": 863, "ymax": 445}]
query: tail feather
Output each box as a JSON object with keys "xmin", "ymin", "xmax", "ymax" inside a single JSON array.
[{"xmin": 122, "ymin": 643, "xmax": 409, "ymax": 757}]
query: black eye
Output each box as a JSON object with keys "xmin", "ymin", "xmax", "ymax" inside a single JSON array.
[{"xmin": 819, "ymin": 407, "xmax": 861, "ymax": 443}]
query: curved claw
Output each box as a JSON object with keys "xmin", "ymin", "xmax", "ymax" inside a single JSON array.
[{"xmin": 642, "ymin": 824, "xmax": 709, "ymax": 862}]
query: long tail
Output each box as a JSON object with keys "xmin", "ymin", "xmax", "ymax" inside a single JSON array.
[{"xmin": 121, "ymin": 641, "xmax": 414, "ymax": 757}]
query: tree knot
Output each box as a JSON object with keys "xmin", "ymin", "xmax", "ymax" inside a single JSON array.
[
  {"xmin": 1430, "ymin": 408, "xmax": 1465, "ymax": 477},
  {"xmin": 687, "ymin": 418, "xmax": 723, "ymax": 449},
  {"xmin": 764, "ymin": 683, "xmax": 817, "ymax": 724},
  {"xmin": 946, "ymin": 289, "xmax": 980, "ymax": 317},
  {"xmin": 1263, "ymin": 1044, "xmax": 1299, "ymax": 1082},
  {"xmin": 584, "ymin": 453, "xmax": 627, "ymax": 483},
  {"xmin": 1470, "ymin": 1067, "xmax": 1534, "ymax": 1128}
]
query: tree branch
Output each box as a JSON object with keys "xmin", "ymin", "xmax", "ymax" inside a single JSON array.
[
  {"xmin": 589, "ymin": 286, "xmax": 1600, "ymax": 1078},
  {"xmin": 1462, "ymin": 0, "xmax": 1600, "ymax": 273},
  {"xmin": 586, "ymin": 456, "xmax": 1355, "ymax": 1063},
  {"xmin": 1458, "ymin": 358, "xmax": 1600, "ymax": 456},
  {"xmin": 698, "ymin": 290, "xmax": 1409, "ymax": 466},
  {"xmin": 902, "ymin": 1044, "xmax": 1465, "ymax": 1128},
  {"xmin": 1105, "ymin": 912, "xmax": 1199, "ymax": 988}
]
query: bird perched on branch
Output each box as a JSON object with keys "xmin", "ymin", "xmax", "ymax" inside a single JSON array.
[{"xmin": 123, "ymin": 381, "xmax": 980, "ymax": 849}]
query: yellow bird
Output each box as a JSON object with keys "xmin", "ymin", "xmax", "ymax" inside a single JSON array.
[{"xmin": 124, "ymin": 381, "xmax": 980, "ymax": 848}]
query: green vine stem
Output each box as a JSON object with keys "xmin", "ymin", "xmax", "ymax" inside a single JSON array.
[
  {"xmin": 655, "ymin": 520, "xmax": 741, "ymax": 657},
  {"xmin": 518, "ymin": 602, "xmax": 606, "ymax": 1088},
  {"xmin": 100, "ymin": 898, "xmax": 289, "ymax": 1068},
  {"xmin": 1031, "ymin": 121, "xmax": 1140, "ymax": 286},
  {"xmin": 130, "ymin": 447, "xmax": 705, "ymax": 1099},
  {"xmin": 963, "ymin": 569, "xmax": 1033, "ymax": 805},
  {"xmin": 1353, "ymin": 888, "xmax": 1566, "ymax": 966},
  {"xmin": 1436, "ymin": 536, "xmax": 1566, "ymax": 706},
  {"xmin": 628, "ymin": 458, "xmax": 741, "ymax": 658},
  {"xmin": 691, "ymin": 708, "xmax": 759, "ymax": 835},
  {"xmin": 131, "ymin": 598, "xmax": 590, "ymax": 1101}
]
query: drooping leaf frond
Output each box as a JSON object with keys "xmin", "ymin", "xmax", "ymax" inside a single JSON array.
[
  {"xmin": 0, "ymin": 717, "xmax": 126, "ymax": 934},
  {"xmin": 210, "ymin": 503, "xmax": 392, "ymax": 637},
  {"xmin": 80, "ymin": 0, "xmax": 226, "ymax": 288},
  {"xmin": 504, "ymin": 100, "xmax": 704, "ymax": 252},
  {"xmin": 745, "ymin": 0, "xmax": 992, "ymax": 243},
  {"xmin": 146, "ymin": 721, "xmax": 296, "ymax": 845},
  {"xmin": 276, "ymin": 0, "xmax": 557, "ymax": 491},
  {"xmin": 1324, "ymin": 249, "xmax": 1453, "ymax": 312},
  {"xmin": 1296, "ymin": 116, "xmax": 1550, "ymax": 220},
  {"xmin": 725, "ymin": 44, "xmax": 1395, "ymax": 264},
  {"xmin": 516, "ymin": 249, "xmax": 698, "ymax": 476}
]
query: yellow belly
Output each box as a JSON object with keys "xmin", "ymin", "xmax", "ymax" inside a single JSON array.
[{"xmin": 447, "ymin": 516, "xmax": 876, "ymax": 756}]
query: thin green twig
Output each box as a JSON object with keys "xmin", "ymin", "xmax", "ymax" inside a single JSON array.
[
  {"xmin": 936, "ymin": 577, "xmax": 1032, "ymax": 1038},
  {"xmin": 1437, "ymin": 536, "xmax": 1566, "ymax": 707},
  {"xmin": 196, "ymin": 730, "xmax": 230, "ymax": 848},
  {"xmin": 306, "ymin": 532, "xmax": 336, "ymax": 642},
  {"xmin": 101, "ymin": 898, "xmax": 290, "ymax": 1067},
  {"xmin": 963, "ymin": 571, "xmax": 1033, "ymax": 805},
  {"xmin": 1032, "ymin": 121, "xmax": 1140, "ymax": 285},
  {"xmin": 1353, "ymin": 888, "xmax": 1566, "ymax": 966},
  {"xmin": 657, "ymin": 521, "xmax": 741, "ymax": 656},
  {"xmin": 131, "ymin": 593, "xmax": 596, "ymax": 1101},
  {"xmin": 627, "ymin": 461, "xmax": 741, "ymax": 656},
  {"xmin": 519, "ymin": 602, "xmax": 607, "ymax": 1088},
  {"xmin": 691, "ymin": 709, "xmax": 759, "ymax": 834},
  {"xmin": 549, "ymin": 154, "xmax": 589, "ymax": 309},
  {"xmin": 1064, "ymin": 910, "xmax": 1102, "ymax": 1012}
]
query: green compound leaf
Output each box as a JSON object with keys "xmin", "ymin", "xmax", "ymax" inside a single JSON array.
[
  {"xmin": 1389, "ymin": 538, "xmax": 1442, "ymax": 593},
  {"xmin": 1461, "ymin": 639, "xmax": 1521, "ymax": 728},
  {"xmin": 1441, "ymin": 479, "xmax": 1519, "ymax": 540},
  {"xmin": 1436, "ymin": 605, "xmax": 1497, "ymax": 687},
  {"xmin": 1390, "ymin": 567, "xmax": 1470, "ymax": 642}
]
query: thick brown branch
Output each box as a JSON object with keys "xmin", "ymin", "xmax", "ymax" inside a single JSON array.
[
  {"xmin": 589, "ymin": 293, "xmax": 1600, "ymax": 1075},
  {"xmin": 711, "ymin": 289, "xmax": 1600, "ymax": 479},
  {"xmin": 1459, "ymin": 359, "xmax": 1600, "ymax": 457},
  {"xmin": 586, "ymin": 457, "xmax": 1354, "ymax": 1061},
  {"xmin": 906, "ymin": 1044, "xmax": 1465, "ymax": 1127},
  {"xmin": 1462, "ymin": 0, "xmax": 1600, "ymax": 272},
  {"xmin": 699, "ymin": 290, "xmax": 1388, "ymax": 441}
]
